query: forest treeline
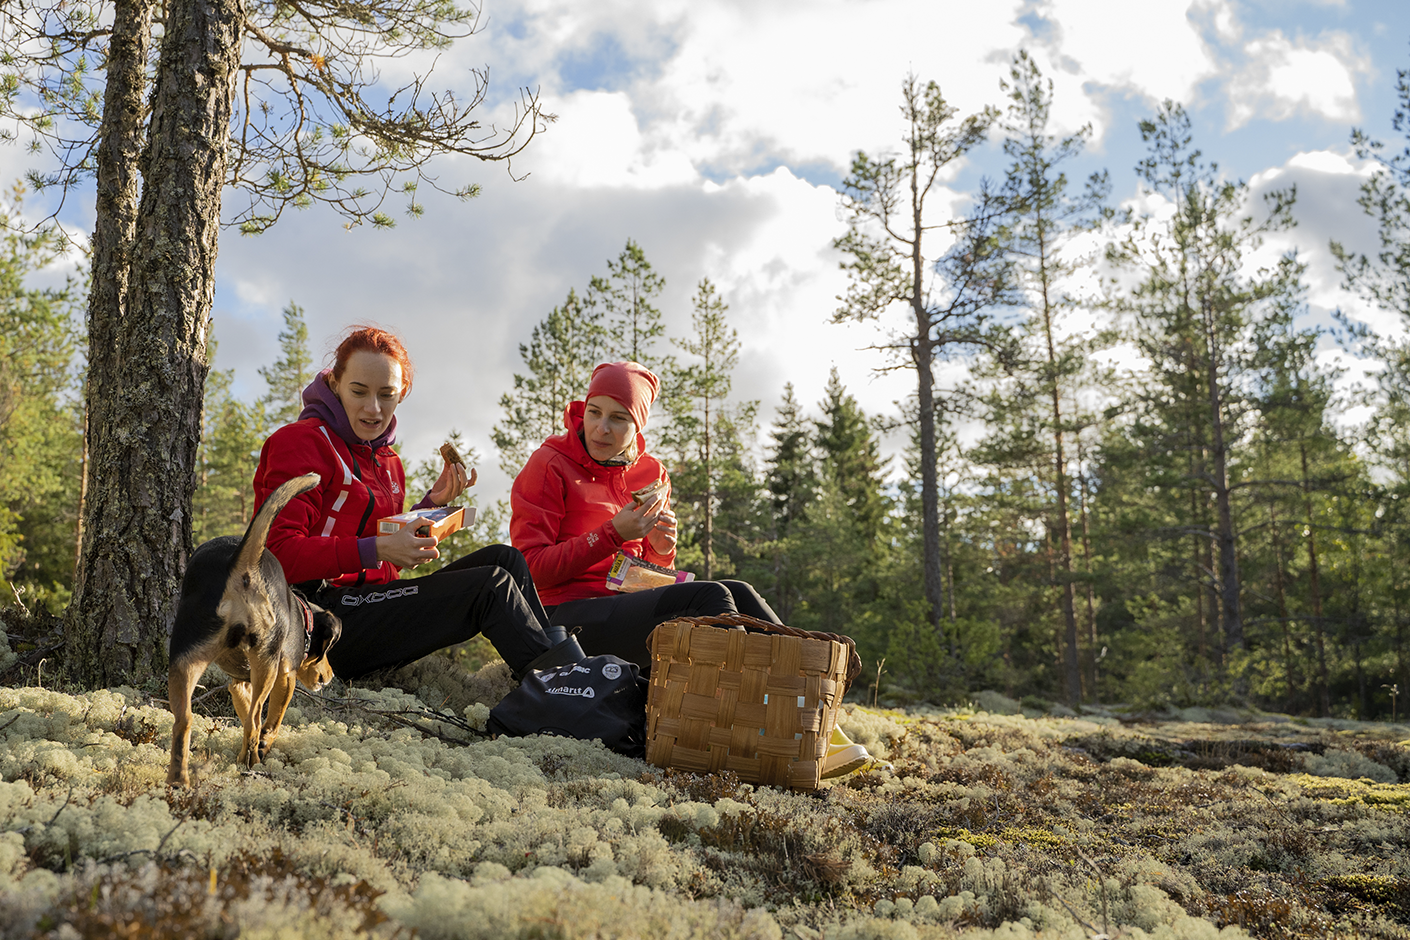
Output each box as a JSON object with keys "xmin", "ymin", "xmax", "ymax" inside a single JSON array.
[{"xmin": 5, "ymin": 56, "xmax": 1410, "ymax": 718}]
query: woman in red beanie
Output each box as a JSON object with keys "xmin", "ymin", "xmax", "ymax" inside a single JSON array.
[{"xmin": 510, "ymin": 361, "xmax": 784, "ymax": 673}]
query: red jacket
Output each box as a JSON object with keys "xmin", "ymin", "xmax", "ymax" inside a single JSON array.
[
  {"xmin": 253, "ymin": 417, "xmax": 407, "ymax": 587},
  {"xmin": 510, "ymin": 401, "xmax": 674, "ymax": 605}
]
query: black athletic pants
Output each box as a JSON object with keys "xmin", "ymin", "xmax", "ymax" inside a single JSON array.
[
  {"xmin": 547, "ymin": 579, "xmax": 783, "ymax": 674},
  {"xmin": 319, "ymin": 543, "xmax": 554, "ymax": 680}
]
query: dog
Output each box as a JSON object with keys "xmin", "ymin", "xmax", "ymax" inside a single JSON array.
[{"xmin": 167, "ymin": 472, "xmax": 342, "ymax": 786}]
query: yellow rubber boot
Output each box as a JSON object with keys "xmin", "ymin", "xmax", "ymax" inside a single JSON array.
[{"xmin": 822, "ymin": 726, "xmax": 890, "ymax": 778}]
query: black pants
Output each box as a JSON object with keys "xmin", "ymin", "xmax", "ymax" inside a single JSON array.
[
  {"xmin": 319, "ymin": 544, "xmax": 554, "ymax": 680},
  {"xmin": 547, "ymin": 579, "xmax": 782, "ymax": 674}
]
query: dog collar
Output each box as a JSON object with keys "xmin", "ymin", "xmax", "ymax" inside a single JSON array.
[{"xmin": 295, "ymin": 596, "xmax": 314, "ymax": 653}]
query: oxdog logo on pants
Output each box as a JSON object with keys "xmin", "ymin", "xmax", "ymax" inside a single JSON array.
[{"xmin": 340, "ymin": 585, "xmax": 420, "ymax": 607}]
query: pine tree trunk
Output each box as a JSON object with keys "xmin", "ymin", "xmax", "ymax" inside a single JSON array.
[
  {"xmin": 1267, "ymin": 502, "xmax": 1299, "ymax": 710},
  {"xmin": 1076, "ymin": 433, "xmax": 1099, "ymax": 698},
  {"xmin": 1037, "ymin": 248, "xmax": 1081, "ymax": 705},
  {"xmin": 909, "ymin": 149, "xmax": 945, "ymax": 629},
  {"xmin": 1204, "ymin": 303, "xmax": 1243, "ymax": 652},
  {"xmin": 67, "ymin": 0, "xmax": 244, "ymax": 687},
  {"xmin": 1300, "ymin": 443, "xmax": 1331, "ymax": 717},
  {"xmin": 702, "ymin": 390, "xmax": 713, "ymax": 581}
]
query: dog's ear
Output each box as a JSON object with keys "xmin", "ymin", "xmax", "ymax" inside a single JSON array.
[
  {"xmin": 307, "ymin": 608, "xmax": 342, "ymax": 661},
  {"xmin": 298, "ymin": 608, "xmax": 341, "ymax": 691},
  {"xmin": 232, "ymin": 473, "xmax": 321, "ymax": 582}
]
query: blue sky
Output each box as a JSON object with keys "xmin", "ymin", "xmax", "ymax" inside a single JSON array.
[{"xmin": 7, "ymin": 0, "xmax": 1410, "ymax": 500}]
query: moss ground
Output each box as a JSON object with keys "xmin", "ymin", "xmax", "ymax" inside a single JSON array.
[{"xmin": 0, "ymin": 647, "xmax": 1406, "ymax": 938}]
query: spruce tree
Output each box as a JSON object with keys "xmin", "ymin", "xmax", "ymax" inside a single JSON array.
[
  {"xmin": 762, "ymin": 384, "xmax": 816, "ymax": 621},
  {"xmin": 193, "ymin": 339, "xmax": 265, "ymax": 543}
]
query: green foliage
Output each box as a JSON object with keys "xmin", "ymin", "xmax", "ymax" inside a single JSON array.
[
  {"xmin": 258, "ymin": 301, "xmax": 314, "ymax": 426},
  {"xmin": 0, "ymin": 186, "xmax": 82, "ymax": 611},
  {"xmin": 0, "ymin": 0, "xmax": 549, "ymax": 231},
  {"xmin": 491, "ymin": 287, "xmax": 606, "ymax": 476},
  {"xmin": 192, "ymin": 336, "xmax": 267, "ymax": 543},
  {"xmin": 657, "ymin": 279, "xmax": 760, "ymax": 580},
  {"xmin": 594, "ymin": 239, "xmax": 670, "ymax": 372}
]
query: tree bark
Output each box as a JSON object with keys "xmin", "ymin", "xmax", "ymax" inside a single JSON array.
[
  {"xmin": 67, "ymin": 0, "xmax": 245, "ymax": 686},
  {"xmin": 1204, "ymin": 301, "xmax": 1243, "ymax": 652},
  {"xmin": 1300, "ymin": 443, "xmax": 1331, "ymax": 717},
  {"xmin": 910, "ymin": 142, "xmax": 945, "ymax": 631}
]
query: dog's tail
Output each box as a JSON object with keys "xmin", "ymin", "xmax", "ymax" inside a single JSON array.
[{"xmin": 231, "ymin": 473, "xmax": 321, "ymax": 578}]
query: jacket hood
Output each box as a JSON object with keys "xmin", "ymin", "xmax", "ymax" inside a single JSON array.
[
  {"xmin": 298, "ymin": 369, "xmax": 399, "ymax": 450},
  {"xmin": 550, "ymin": 400, "xmax": 646, "ymax": 470}
]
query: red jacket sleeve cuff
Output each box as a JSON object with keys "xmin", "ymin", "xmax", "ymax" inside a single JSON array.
[
  {"xmin": 335, "ymin": 536, "xmax": 364, "ymax": 574},
  {"xmin": 600, "ymin": 520, "xmax": 626, "ymax": 549}
]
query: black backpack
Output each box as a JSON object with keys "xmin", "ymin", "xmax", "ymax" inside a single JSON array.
[{"xmin": 487, "ymin": 655, "xmax": 648, "ymax": 758}]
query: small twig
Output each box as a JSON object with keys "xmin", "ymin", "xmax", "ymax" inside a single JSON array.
[
  {"xmin": 1076, "ymin": 848, "xmax": 1112, "ymax": 936},
  {"xmin": 6, "ymin": 581, "xmax": 29, "ymax": 616},
  {"xmin": 1053, "ymin": 892, "xmax": 1101, "ymax": 935},
  {"xmin": 154, "ymin": 816, "xmax": 185, "ymax": 855},
  {"xmin": 47, "ymin": 785, "xmax": 74, "ymax": 827}
]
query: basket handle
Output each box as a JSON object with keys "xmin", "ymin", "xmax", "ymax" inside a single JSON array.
[{"xmin": 659, "ymin": 613, "xmax": 863, "ymax": 693}]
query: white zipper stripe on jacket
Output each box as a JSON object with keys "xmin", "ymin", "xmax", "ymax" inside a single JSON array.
[
  {"xmin": 332, "ymin": 489, "xmax": 348, "ymax": 511},
  {"xmin": 319, "ymin": 426, "xmax": 354, "ymax": 485}
]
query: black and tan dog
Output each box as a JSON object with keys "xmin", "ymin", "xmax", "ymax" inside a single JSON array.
[{"xmin": 167, "ymin": 473, "xmax": 341, "ymax": 786}]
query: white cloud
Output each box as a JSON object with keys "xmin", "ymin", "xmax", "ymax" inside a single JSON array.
[
  {"xmin": 1038, "ymin": 0, "xmax": 1217, "ymax": 105},
  {"xmin": 1226, "ymin": 31, "xmax": 1368, "ymax": 129}
]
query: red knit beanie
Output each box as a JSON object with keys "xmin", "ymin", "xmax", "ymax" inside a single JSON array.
[{"xmin": 585, "ymin": 361, "xmax": 659, "ymax": 430}]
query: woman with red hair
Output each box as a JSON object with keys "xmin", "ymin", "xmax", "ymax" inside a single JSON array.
[{"xmin": 253, "ymin": 325, "xmax": 574, "ymax": 680}]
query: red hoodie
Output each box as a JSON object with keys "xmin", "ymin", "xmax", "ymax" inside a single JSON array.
[{"xmin": 510, "ymin": 400, "xmax": 674, "ymax": 605}]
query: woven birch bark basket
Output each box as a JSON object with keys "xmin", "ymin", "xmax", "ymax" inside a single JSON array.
[{"xmin": 644, "ymin": 614, "xmax": 861, "ymax": 790}]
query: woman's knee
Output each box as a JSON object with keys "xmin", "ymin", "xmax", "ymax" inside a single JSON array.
[{"xmin": 652, "ymin": 580, "xmax": 735, "ymax": 617}]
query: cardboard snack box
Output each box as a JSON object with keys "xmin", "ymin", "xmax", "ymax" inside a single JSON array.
[{"xmin": 376, "ymin": 505, "xmax": 476, "ymax": 540}]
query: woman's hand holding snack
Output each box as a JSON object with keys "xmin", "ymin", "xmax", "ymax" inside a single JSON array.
[
  {"xmin": 646, "ymin": 506, "xmax": 677, "ymax": 554},
  {"xmin": 429, "ymin": 442, "xmax": 476, "ymax": 506},
  {"xmin": 611, "ymin": 492, "xmax": 665, "ymax": 541},
  {"xmin": 377, "ymin": 523, "xmax": 440, "ymax": 568}
]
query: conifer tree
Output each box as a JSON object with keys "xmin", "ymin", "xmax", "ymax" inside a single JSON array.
[
  {"xmin": 193, "ymin": 338, "xmax": 264, "ymax": 543},
  {"xmin": 986, "ymin": 51, "xmax": 1111, "ymax": 703},
  {"xmin": 814, "ymin": 368, "xmax": 890, "ymax": 549},
  {"xmin": 258, "ymin": 302, "xmax": 313, "ymax": 426},
  {"xmin": 785, "ymin": 371, "xmax": 892, "ymax": 657},
  {"xmin": 833, "ymin": 73, "xmax": 1007, "ymax": 629},
  {"xmin": 0, "ymin": 189, "xmax": 81, "ymax": 610},
  {"xmin": 593, "ymin": 240, "xmax": 670, "ymax": 372},
  {"xmin": 492, "ymin": 288, "xmax": 605, "ymax": 475},
  {"xmin": 1332, "ymin": 54, "xmax": 1410, "ymax": 319},
  {"xmin": 762, "ymin": 384, "xmax": 816, "ymax": 621},
  {"xmin": 658, "ymin": 280, "xmax": 757, "ymax": 580},
  {"xmin": 1111, "ymin": 101, "xmax": 1298, "ymax": 660}
]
